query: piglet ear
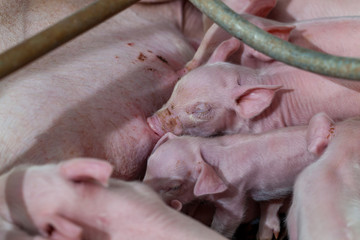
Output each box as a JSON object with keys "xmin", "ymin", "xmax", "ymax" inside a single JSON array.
[
  {"xmin": 232, "ymin": 85, "xmax": 282, "ymax": 119},
  {"xmin": 152, "ymin": 132, "xmax": 177, "ymax": 153},
  {"xmin": 193, "ymin": 162, "xmax": 227, "ymax": 197},
  {"xmin": 59, "ymin": 158, "xmax": 113, "ymax": 187},
  {"xmin": 207, "ymin": 37, "xmax": 241, "ymax": 64},
  {"xmin": 307, "ymin": 112, "xmax": 335, "ymax": 156}
]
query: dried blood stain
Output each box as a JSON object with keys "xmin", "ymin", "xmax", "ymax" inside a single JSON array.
[{"xmin": 138, "ymin": 53, "xmax": 147, "ymax": 61}]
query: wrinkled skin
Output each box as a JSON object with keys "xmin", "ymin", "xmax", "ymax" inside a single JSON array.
[
  {"xmin": 144, "ymin": 113, "xmax": 331, "ymax": 238},
  {"xmin": 148, "ymin": 16, "xmax": 360, "ymax": 137},
  {"xmin": 0, "ymin": 0, "xmax": 205, "ymax": 179},
  {"xmin": 287, "ymin": 116, "xmax": 360, "ymax": 240},
  {"xmin": 0, "ymin": 158, "xmax": 227, "ymax": 240}
]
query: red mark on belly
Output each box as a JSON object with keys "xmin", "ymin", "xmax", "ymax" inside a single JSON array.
[
  {"xmin": 127, "ymin": 42, "xmax": 134, "ymax": 46},
  {"xmin": 146, "ymin": 67, "xmax": 157, "ymax": 72},
  {"xmin": 138, "ymin": 53, "xmax": 147, "ymax": 61}
]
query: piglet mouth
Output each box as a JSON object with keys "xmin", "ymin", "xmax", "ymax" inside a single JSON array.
[{"xmin": 147, "ymin": 115, "xmax": 165, "ymax": 137}]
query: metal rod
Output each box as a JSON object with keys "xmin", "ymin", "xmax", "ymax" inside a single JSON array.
[
  {"xmin": 189, "ymin": 0, "xmax": 360, "ymax": 80},
  {"xmin": 0, "ymin": 0, "xmax": 140, "ymax": 80}
]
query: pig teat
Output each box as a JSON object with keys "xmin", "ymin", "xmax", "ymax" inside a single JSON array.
[{"xmin": 170, "ymin": 199, "xmax": 183, "ymax": 211}]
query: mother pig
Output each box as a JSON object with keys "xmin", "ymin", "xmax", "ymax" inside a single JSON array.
[
  {"xmin": 147, "ymin": 15, "xmax": 360, "ymax": 137},
  {"xmin": 0, "ymin": 0, "xmax": 214, "ymax": 179}
]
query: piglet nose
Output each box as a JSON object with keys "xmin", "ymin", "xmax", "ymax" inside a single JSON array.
[{"xmin": 147, "ymin": 115, "xmax": 165, "ymax": 137}]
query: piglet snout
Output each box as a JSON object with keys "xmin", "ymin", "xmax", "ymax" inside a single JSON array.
[{"xmin": 147, "ymin": 115, "xmax": 165, "ymax": 137}]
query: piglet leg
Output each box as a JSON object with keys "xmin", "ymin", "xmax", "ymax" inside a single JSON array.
[
  {"xmin": 257, "ymin": 200, "xmax": 283, "ymax": 240},
  {"xmin": 211, "ymin": 204, "xmax": 245, "ymax": 239}
]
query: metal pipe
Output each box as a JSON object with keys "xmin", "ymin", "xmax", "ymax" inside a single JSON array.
[
  {"xmin": 189, "ymin": 0, "xmax": 360, "ymax": 80},
  {"xmin": 0, "ymin": 0, "xmax": 140, "ymax": 80}
]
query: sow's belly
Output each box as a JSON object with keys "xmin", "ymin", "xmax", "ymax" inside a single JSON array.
[{"xmin": 0, "ymin": 9, "xmax": 195, "ymax": 180}]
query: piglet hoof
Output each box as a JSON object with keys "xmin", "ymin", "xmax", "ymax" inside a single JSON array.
[
  {"xmin": 256, "ymin": 219, "xmax": 280, "ymax": 240},
  {"xmin": 273, "ymin": 230, "xmax": 279, "ymax": 239}
]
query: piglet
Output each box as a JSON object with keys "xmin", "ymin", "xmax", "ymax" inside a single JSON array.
[
  {"xmin": 287, "ymin": 114, "xmax": 360, "ymax": 240},
  {"xmin": 144, "ymin": 113, "xmax": 333, "ymax": 238},
  {"xmin": 148, "ymin": 15, "xmax": 360, "ymax": 138},
  {"xmin": 0, "ymin": 158, "xmax": 227, "ymax": 240}
]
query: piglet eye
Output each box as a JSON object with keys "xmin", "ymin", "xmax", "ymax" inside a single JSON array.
[
  {"xmin": 193, "ymin": 103, "xmax": 210, "ymax": 113},
  {"xmin": 171, "ymin": 185, "xmax": 182, "ymax": 191},
  {"xmin": 191, "ymin": 103, "xmax": 213, "ymax": 120},
  {"xmin": 163, "ymin": 184, "xmax": 182, "ymax": 193}
]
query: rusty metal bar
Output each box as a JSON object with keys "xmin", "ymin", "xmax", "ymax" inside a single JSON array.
[
  {"xmin": 189, "ymin": 0, "xmax": 360, "ymax": 80},
  {"xmin": 0, "ymin": 0, "xmax": 140, "ymax": 80}
]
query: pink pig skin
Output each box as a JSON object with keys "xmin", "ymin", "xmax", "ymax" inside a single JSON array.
[
  {"xmin": 0, "ymin": 158, "xmax": 112, "ymax": 240},
  {"xmin": 204, "ymin": 0, "xmax": 360, "ymax": 27},
  {"xmin": 183, "ymin": 12, "xmax": 360, "ymax": 74},
  {"xmin": 202, "ymin": 0, "xmax": 360, "ymax": 35},
  {"xmin": 144, "ymin": 113, "xmax": 332, "ymax": 238},
  {"xmin": 0, "ymin": 1, "xmax": 204, "ymax": 180},
  {"xmin": 287, "ymin": 115, "xmax": 360, "ymax": 240},
  {"xmin": 0, "ymin": 158, "xmax": 227, "ymax": 240},
  {"xmin": 148, "ymin": 15, "xmax": 360, "ymax": 138},
  {"xmin": 267, "ymin": 0, "xmax": 360, "ymax": 22}
]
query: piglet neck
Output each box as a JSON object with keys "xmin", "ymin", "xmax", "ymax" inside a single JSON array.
[{"xmin": 200, "ymin": 134, "xmax": 257, "ymax": 170}]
